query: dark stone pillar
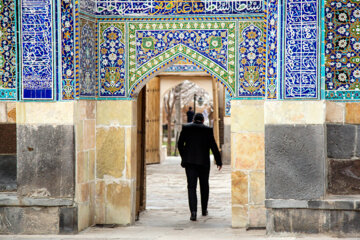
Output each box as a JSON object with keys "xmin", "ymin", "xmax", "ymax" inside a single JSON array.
[{"xmin": 0, "ymin": 121, "xmax": 17, "ymax": 191}]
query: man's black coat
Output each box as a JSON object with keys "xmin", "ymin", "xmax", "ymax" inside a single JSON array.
[{"xmin": 178, "ymin": 123, "xmax": 222, "ymax": 167}]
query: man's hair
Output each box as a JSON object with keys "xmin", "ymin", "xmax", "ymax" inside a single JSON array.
[
  {"xmin": 189, "ymin": 107, "xmax": 192, "ymax": 110},
  {"xmin": 193, "ymin": 113, "xmax": 204, "ymax": 123}
]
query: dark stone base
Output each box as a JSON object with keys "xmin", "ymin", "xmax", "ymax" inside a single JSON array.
[
  {"xmin": 267, "ymin": 208, "xmax": 360, "ymax": 237},
  {"xmin": 0, "ymin": 155, "xmax": 16, "ymax": 191},
  {"xmin": 328, "ymin": 159, "xmax": 360, "ymax": 195},
  {"xmin": 0, "ymin": 206, "xmax": 78, "ymax": 234},
  {"xmin": 17, "ymin": 124, "xmax": 75, "ymax": 198},
  {"xmin": 265, "ymin": 124, "xmax": 325, "ymax": 200}
]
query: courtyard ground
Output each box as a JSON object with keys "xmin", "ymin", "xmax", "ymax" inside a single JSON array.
[{"xmin": 0, "ymin": 157, "xmax": 357, "ymax": 239}]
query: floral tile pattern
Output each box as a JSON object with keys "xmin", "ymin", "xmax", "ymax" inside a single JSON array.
[
  {"xmin": 62, "ymin": 0, "xmax": 76, "ymax": 100},
  {"xmin": 98, "ymin": 22, "xmax": 126, "ymax": 97},
  {"xmin": 266, "ymin": 0, "xmax": 278, "ymax": 99},
  {"xmin": 128, "ymin": 21, "xmax": 236, "ymax": 96},
  {"xmin": 0, "ymin": 0, "xmax": 16, "ymax": 100},
  {"xmin": 238, "ymin": 21, "xmax": 265, "ymax": 97},
  {"xmin": 325, "ymin": 0, "xmax": 360, "ymax": 99},
  {"xmin": 80, "ymin": 17, "xmax": 97, "ymax": 97},
  {"xmin": 284, "ymin": 0, "xmax": 318, "ymax": 99}
]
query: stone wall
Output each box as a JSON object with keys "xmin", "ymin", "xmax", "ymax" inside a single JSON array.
[
  {"xmin": 16, "ymin": 102, "xmax": 75, "ymax": 199},
  {"xmin": 265, "ymin": 101, "xmax": 326, "ymax": 201},
  {"xmin": 231, "ymin": 100, "xmax": 265, "ymax": 228},
  {"xmin": 326, "ymin": 102, "xmax": 360, "ymax": 195},
  {"xmin": 0, "ymin": 102, "xmax": 77, "ymax": 235},
  {"xmin": 0, "ymin": 102, "xmax": 16, "ymax": 191},
  {"xmin": 74, "ymin": 100, "xmax": 96, "ymax": 231},
  {"xmin": 95, "ymin": 100, "xmax": 137, "ymax": 225}
]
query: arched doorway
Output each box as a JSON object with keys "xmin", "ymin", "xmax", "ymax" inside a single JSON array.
[{"xmin": 133, "ymin": 65, "xmax": 232, "ymax": 228}]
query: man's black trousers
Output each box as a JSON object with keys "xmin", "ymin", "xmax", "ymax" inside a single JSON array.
[{"xmin": 185, "ymin": 164, "xmax": 210, "ymax": 213}]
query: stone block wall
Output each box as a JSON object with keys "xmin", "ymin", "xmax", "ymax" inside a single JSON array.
[
  {"xmin": 95, "ymin": 100, "xmax": 137, "ymax": 225},
  {"xmin": 0, "ymin": 102, "xmax": 77, "ymax": 235},
  {"xmin": 231, "ymin": 100, "xmax": 265, "ymax": 228},
  {"xmin": 74, "ymin": 100, "xmax": 96, "ymax": 231},
  {"xmin": 0, "ymin": 102, "xmax": 16, "ymax": 191},
  {"xmin": 265, "ymin": 101, "xmax": 326, "ymax": 200},
  {"xmin": 221, "ymin": 116, "xmax": 231, "ymax": 165},
  {"xmin": 16, "ymin": 102, "xmax": 75, "ymax": 199},
  {"xmin": 326, "ymin": 102, "xmax": 360, "ymax": 195}
]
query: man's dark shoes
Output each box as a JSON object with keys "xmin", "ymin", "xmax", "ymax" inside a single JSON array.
[
  {"xmin": 202, "ymin": 210, "xmax": 208, "ymax": 216},
  {"xmin": 190, "ymin": 211, "xmax": 197, "ymax": 221}
]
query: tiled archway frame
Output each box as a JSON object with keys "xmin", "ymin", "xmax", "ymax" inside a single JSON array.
[{"xmin": 127, "ymin": 21, "xmax": 237, "ymax": 97}]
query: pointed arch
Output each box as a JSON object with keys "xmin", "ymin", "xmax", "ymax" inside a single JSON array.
[
  {"xmin": 127, "ymin": 21, "xmax": 237, "ymax": 98},
  {"xmin": 129, "ymin": 51, "xmax": 235, "ymax": 98}
]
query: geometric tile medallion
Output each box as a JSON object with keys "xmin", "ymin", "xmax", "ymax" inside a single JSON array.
[
  {"xmin": 325, "ymin": 0, "xmax": 360, "ymax": 100},
  {"xmin": 0, "ymin": 0, "xmax": 16, "ymax": 100},
  {"xmin": 98, "ymin": 22, "xmax": 126, "ymax": 97},
  {"xmin": 95, "ymin": 0, "xmax": 263, "ymax": 16},
  {"xmin": 21, "ymin": 0, "xmax": 54, "ymax": 100},
  {"xmin": 128, "ymin": 21, "xmax": 236, "ymax": 96},
  {"xmin": 284, "ymin": 0, "xmax": 319, "ymax": 99},
  {"xmin": 80, "ymin": 17, "xmax": 96, "ymax": 97},
  {"xmin": 238, "ymin": 21, "xmax": 265, "ymax": 97}
]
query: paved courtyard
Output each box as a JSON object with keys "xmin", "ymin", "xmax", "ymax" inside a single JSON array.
[{"xmin": 1, "ymin": 157, "xmax": 357, "ymax": 239}]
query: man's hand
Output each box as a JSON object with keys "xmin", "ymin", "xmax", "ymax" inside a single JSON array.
[{"xmin": 217, "ymin": 165, "xmax": 222, "ymax": 171}]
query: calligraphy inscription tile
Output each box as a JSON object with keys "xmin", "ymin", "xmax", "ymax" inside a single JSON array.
[
  {"xmin": 238, "ymin": 21, "xmax": 265, "ymax": 97},
  {"xmin": 325, "ymin": 0, "xmax": 360, "ymax": 92},
  {"xmin": 95, "ymin": 0, "xmax": 263, "ymax": 16},
  {"xmin": 128, "ymin": 22, "xmax": 236, "ymax": 95},
  {"xmin": 284, "ymin": 0, "xmax": 318, "ymax": 99},
  {"xmin": 21, "ymin": 0, "xmax": 53, "ymax": 100}
]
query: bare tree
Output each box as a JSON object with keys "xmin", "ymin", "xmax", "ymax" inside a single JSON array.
[{"xmin": 163, "ymin": 87, "xmax": 178, "ymax": 156}]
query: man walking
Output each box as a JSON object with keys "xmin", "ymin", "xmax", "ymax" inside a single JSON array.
[
  {"xmin": 178, "ymin": 113, "xmax": 222, "ymax": 221},
  {"xmin": 186, "ymin": 107, "xmax": 195, "ymax": 123}
]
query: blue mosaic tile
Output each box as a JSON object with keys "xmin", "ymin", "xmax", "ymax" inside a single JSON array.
[
  {"xmin": 79, "ymin": 17, "xmax": 96, "ymax": 97},
  {"xmin": 136, "ymin": 29, "xmax": 228, "ymax": 70},
  {"xmin": 128, "ymin": 22, "xmax": 236, "ymax": 96},
  {"xmin": 61, "ymin": 0, "xmax": 76, "ymax": 100},
  {"xmin": 165, "ymin": 64, "xmax": 202, "ymax": 72},
  {"xmin": 284, "ymin": 0, "xmax": 318, "ymax": 99},
  {"xmin": 266, "ymin": 0, "xmax": 278, "ymax": 99},
  {"xmin": 238, "ymin": 22, "xmax": 265, "ymax": 97},
  {"xmin": 95, "ymin": 0, "xmax": 263, "ymax": 16},
  {"xmin": 99, "ymin": 23, "xmax": 126, "ymax": 97},
  {"xmin": 325, "ymin": 0, "xmax": 360, "ymax": 100},
  {"xmin": 326, "ymin": 90, "xmax": 360, "ymax": 100},
  {"xmin": 21, "ymin": 0, "xmax": 54, "ymax": 100},
  {"xmin": 0, "ymin": 0, "xmax": 16, "ymax": 100}
]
